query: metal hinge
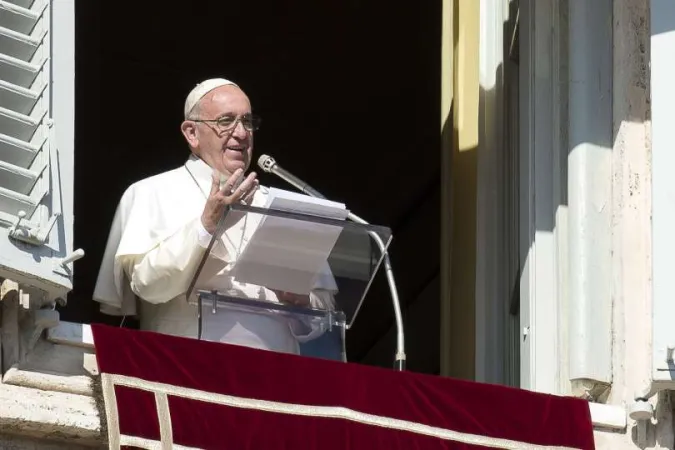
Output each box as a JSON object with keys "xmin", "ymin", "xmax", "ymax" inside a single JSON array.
[{"xmin": 8, "ymin": 210, "xmax": 60, "ymax": 245}]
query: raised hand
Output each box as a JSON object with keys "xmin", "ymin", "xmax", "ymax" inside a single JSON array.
[{"xmin": 201, "ymin": 168, "xmax": 259, "ymax": 234}]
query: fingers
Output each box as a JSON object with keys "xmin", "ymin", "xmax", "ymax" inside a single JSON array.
[
  {"xmin": 234, "ymin": 172, "xmax": 257, "ymax": 195},
  {"xmin": 275, "ymin": 290, "xmax": 293, "ymax": 303},
  {"xmin": 231, "ymin": 172, "xmax": 257, "ymax": 202},
  {"xmin": 213, "ymin": 169, "xmax": 258, "ymax": 205},
  {"xmin": 241, "ymin": 179, "xmax": 259, "ymax": 204},
  {"xmin": 276, "ymin": 291, "xmax": 310, "ymax": 306},
  {"xmin": 219, "ymin": 169, "xmax": 244, "ymax": 196},
  {"xmin": 210, "ymin": 172, "xmax": 220, "ymax": 197}
]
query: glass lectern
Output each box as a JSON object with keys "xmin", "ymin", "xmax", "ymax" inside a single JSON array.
[{"xmin": 186, "ymin": 203, "xmax": 392, "ymax": 362}]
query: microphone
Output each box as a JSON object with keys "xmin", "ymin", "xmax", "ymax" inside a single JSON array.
[{"xmin": 257, "ymin": 154, "xmax": 326, "ymax": 199}]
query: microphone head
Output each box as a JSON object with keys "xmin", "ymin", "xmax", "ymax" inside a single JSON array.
[{"xmin": 257, "ymin": 154, "xmax": 276, "ymax": 173}]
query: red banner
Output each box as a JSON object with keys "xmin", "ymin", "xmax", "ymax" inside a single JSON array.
[{"xmin": 92, "ymin": 324, "xmax": 595, "ymax": 449}]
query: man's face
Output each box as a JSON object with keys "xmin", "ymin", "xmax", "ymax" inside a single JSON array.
[{"xmin": 184, "ymin": 85, "xmax": 254, "ymax": 177}]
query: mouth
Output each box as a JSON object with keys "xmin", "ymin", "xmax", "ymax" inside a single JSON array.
[{"xmin": 224, "ymin": 145, "xmax": 247, "ymax": 161}]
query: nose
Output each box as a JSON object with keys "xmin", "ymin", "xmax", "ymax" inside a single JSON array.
[{"xmin": 231, "ymin": 119, "xmax": 248, "ymax": 139}]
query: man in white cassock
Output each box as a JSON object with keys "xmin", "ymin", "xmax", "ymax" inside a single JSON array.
[{"xmin": 93, "ymin": 78, "xmax": 335, "ymax": 355}]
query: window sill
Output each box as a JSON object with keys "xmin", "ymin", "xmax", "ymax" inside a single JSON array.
[{"xmin": 589, "ymin": 402, "xmax": 626, "ymax": 431}]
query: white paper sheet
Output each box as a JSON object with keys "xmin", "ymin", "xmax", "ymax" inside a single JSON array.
[{"xmin": 230, "ymin": 188, "xmax": 348, "ymax": 294}]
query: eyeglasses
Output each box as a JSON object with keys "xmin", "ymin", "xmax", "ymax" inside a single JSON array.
[{"xmin": 191, "ymin": 113, "xmax": 261, "ymax": 132}]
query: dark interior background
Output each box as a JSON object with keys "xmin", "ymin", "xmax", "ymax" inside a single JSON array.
[{"xmin": 64, "ymin": 1, "xmax": 442, "ymax": 374}]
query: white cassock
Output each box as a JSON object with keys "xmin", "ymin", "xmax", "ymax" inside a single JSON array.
[{"xmin": 93, "ymin": 154, "xmax": 337, "ymax": 355}]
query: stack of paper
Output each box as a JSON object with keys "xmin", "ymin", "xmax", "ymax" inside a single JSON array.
[{"xmin": 230, "ymin": 188, "xmax": 347, "ymax": 294}]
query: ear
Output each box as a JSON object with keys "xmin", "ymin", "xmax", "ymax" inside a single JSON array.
[{"xmin": 180, "ymin": 120, "xmax": 199, "ymax": 150}]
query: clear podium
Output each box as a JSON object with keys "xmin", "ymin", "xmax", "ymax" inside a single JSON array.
[{"xmin": 186, "ymin": 203, "xmax": 392, "ymax": 362}]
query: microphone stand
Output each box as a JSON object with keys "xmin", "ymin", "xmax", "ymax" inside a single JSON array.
[
  {"xmin": 273, "ymin": 173, "xmax": 406, "ymax": 371},
  {"xmin": 346, "ymin": 212, "xmax": 406, "ymax": 371}
]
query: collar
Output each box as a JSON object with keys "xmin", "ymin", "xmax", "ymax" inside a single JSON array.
[{"xmin": 184, "ymin": 154, "xmax": 223, "ymax": 197}]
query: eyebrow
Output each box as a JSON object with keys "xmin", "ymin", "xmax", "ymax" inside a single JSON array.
[{"xmin": 215, "ymin": 112, "xmax": 252, "ymax": 120}]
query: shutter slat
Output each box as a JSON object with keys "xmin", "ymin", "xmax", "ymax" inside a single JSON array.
[
  {"xmin": 0, "ymin": 183, "xmax": 37, "ymax": 216},
  {"xmin": 0, "ymin": 209, "xmax": 36, "ymax": 228},
  {"xmin": 0, "ymin": 132, "xmax": 40, "ymax": 167},
  {"xmin": 0, "ymin": 25, "xmax": 41, "ymax": 62},
  {"xmin": 0, "ymin": 78, "xmax": 40, "ymax": 115},
  {"xmin": 3, "ymin": 0, "xmax": 36, "ymax": 10},
  {"xmin": 0, "ymin": 53, "xmax": 41, "ymax": 88},
  {"xmin": 0, "ymin": 158, "xmax": 39, "ymax": 194},
  {"xmin": 0, "ymin": 1, "xmax": 39, "ymax": 35},
  {"xmin": 0, "ymin": 105, "xmax": 41, "ymax": 141}
]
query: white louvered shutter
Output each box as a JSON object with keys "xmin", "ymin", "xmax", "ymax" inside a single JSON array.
[{"xmin": 0, "ymin": 0, "xmax": 76, "ymax": 302}]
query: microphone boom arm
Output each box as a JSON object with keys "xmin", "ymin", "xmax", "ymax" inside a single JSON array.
[{"xmin": 276, "ymin": 169, "xmax": 326, "ymax": 200}]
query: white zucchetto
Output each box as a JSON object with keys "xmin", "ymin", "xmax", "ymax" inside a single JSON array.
[{"xmin": 183, "ymin": 78, "xmax": 238, "ymax": 119}]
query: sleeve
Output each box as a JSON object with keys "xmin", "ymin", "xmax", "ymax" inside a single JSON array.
[
  {"xmin": 118, "ymin": 217, "xmax": 229, "ymax": 304},
  {"xmin": 196, "ymin": 220, "xmax": 215, "ymax": 248}
]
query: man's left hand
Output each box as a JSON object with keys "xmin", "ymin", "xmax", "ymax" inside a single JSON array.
[{"xmin": 274, "ymin": 290, "xmax": 310, "ymax": 307}]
